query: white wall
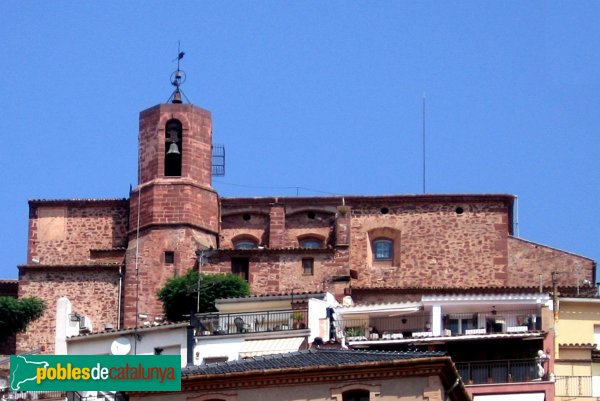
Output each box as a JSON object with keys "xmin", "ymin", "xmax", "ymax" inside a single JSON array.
[
  {"xmin": 67, "ymin": 326, "xmax": 188, "ymax": 367},
  {"xmin": 308, "ymin": 293, "xmax": 339, "ymax": 343},
  {"xmin": 193, "ymin": 336, "xmax": 244, "ymax": 364}
]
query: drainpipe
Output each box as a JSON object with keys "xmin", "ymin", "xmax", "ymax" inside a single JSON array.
[
  {"xmin": 186, "ymin": 324, "xmax": 194, "ymax": 366},
  {"xmin": 117, "ymin": 264, "xmax": 123, "ymax": 330}
]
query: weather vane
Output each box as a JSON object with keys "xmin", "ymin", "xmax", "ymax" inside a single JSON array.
[{"xmin": 168, "ymin": 41, "xmax": 189, "ymax": 104}]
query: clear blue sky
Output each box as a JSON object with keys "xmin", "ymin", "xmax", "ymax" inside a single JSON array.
[{"xmin": 1, "ymin": 2, "xmax": 598, "ymax": 280}]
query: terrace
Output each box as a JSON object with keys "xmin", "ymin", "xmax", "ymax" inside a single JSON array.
[
  {"xmin": 338, "ymin": 307, "xmax": 543, "ymax": 342},
  {"xmin": 192, "ymin": 309, "xmax": 308, "ymax": 336},
  {"xmin": 456, "ymin": 358, "xmax": 545, "ymax": 384}
]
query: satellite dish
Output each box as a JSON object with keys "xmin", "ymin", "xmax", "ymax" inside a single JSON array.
[{"xmin": 110, "ymin": 337, "xmax": 131, "ymax": 355}]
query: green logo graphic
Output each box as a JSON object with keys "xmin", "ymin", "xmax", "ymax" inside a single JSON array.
[{"xmin": 10, "ymin": 355, "xmax": 181, "ymax": 391}]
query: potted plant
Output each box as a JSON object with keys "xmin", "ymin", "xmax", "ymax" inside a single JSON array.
[
  {"xmin": 345, "ymin": 327, "xmax": 363, "ymax": 338},
  {"xmin": 291, "ymin": 312, "xmax": 306, "ymax": 329}
]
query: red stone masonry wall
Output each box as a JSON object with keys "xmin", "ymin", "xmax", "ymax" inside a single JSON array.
[
  {"xmin": 284, "ymin": 209, "xmax": 335, "ymax": 248},
  {"xmin": 220, "ymin": 203, "xmax": 338, "ymax": 249},
  {"xmin": 124, "ymin": 103, "xmax": 219, "ymax": 328},
  {"xmin": 507, "ymin": 236, "xmax": 595, "ymax": 287},
  {"xmin": 210, "ymin": 195, "xmax": 595, "ymax": 296},
  {"xmin": 350, "ymin": 200, "xmax": 511, "ymax": 288},
  {"xmin": 138, "ymin": 104, "xmax": 212, "ymax": 187},
  {"xmin": 129, "ymin": 180, "xmax": 219, "ymax": 235},
  {"xmin": 217, "ymin": 196, "xmax": 516, "ymax": 292},
  {"xmin": 220, "ymin": 211, "xmax": 270, "ymax": 248},
  {"xmin": 202, "ymin": 250, "xmax": 350, "ymax": 295},
  {"xmin": 17, "ymin": 266, "xmax": 120, "ymax": 354},
  {"xmin": 122, "ymin": 227, "xmax": 217, "ymax": 328},
  {"xmin": 268, "ymin": 205, "xmax": 285, "ymax": 248},
  {"xmin": 28, "ymin": 200, "xmax": 129, "ymax": 265}
]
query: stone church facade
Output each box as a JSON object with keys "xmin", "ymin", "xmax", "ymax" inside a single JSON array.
[{"xmin": 15, "ymin": 97, "xmax": 595, "ymax": 354}]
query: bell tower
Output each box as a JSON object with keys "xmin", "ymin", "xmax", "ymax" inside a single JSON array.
[{"xmin": 123, "ymin": 57, "xmax": 219, "ymax": 328}]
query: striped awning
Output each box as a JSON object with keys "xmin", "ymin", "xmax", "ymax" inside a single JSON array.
[{"xmin": 239, "ymin": 337, "xmax": 305, "ymax": 358}]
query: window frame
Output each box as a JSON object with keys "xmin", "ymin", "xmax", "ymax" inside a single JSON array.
[
  {"xmin": 164, "ymin": 251, "xmax": 175, "ymax": 264},
  {"xmin": 233, "ymin": 240, "xmax": 258, "ymax": 250},
  {"xmin": 342, "ymin": 390, "xmax": 370, "ymax": 401},
  {"xmin": 372, "ymin": 238, "xmax": 393, "ymax": 260},
  {"xmin": 299, "ymin": 237, "xmax": 322, "ymax": 249},
  {"xmin": 302, "ymin": 257, "xmax": 314, "ymax": 275}
]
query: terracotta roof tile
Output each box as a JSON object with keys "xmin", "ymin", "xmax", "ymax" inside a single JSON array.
[{"xmin": 183, "ymin": 349, "xmax": 446, "ymax": 376}]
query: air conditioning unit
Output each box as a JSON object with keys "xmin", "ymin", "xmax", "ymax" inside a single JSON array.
[{"xmin": 79, "ymin": 316, "xmax": 93, "ymax": 333}]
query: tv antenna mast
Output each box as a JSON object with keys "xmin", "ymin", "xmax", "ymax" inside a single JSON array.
[{"xmin": 422, "ymin": 93, "xmax": 426, "ymax": 193}]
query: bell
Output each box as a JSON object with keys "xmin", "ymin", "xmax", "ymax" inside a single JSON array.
[{"xmin": 167, "ymin": 142, "xmax": 180, "ymax": 155}]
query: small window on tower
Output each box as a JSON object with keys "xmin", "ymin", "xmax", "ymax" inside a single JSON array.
[
  {"xmin": 302, "ymin": 258, "xmax": 314, "ymax": 275},
  {"xmin": 164, "ymin": 119, "xmax": 182, "ymax": 177},
  {"xmin": 164, "ymin": 251, "xmax": 175, "ymax": 264}
]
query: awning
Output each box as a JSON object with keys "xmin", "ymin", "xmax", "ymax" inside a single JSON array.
[
  {"xmin": 336, "ymin": 302, "xmax": 422, "ymax": 317},
  {"xmin": 239, "ymin": 337, "xmax": 305, "ymax": 358},
  {"xmin": 473, "ymin": 393, "xmax": 545, "ymax": 401}
]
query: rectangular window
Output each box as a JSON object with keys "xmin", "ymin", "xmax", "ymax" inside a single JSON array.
[
  {"xmin": 449, "ymin": 317, "xmax": 476, "ymax": 334},
  {"xmin": 232, "ymin": 257, "xmax": 249, "ymax": 281},
  {"xmin": 373, "ymin": 239, "xmax": 393, "ymax": 260},
  {"xmin": 302, "ymin": 258, "xmax": 314, "ymax": 275},
  {"xmin": 164, "ymin": 251, "xmax": 175, "ymax": 264}
]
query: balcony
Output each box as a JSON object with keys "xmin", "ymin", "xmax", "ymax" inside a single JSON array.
[
  {"xmin": 192, "ymin": 309, "xmax": 308, "ymax": 336},
  {"xmin": 2, "ymin": 391, "xmax": 67, "ymax": 401},
  {"xmin": 338, "ymin": 308, "xmax": 542, "ymax": 341},
  {"xmin": 456, "ymin": 359, "xmax": 543, "ymax": 384}
]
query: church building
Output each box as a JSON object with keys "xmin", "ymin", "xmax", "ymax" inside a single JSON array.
[{"xmin": 15, "ymin": 69, "xmax": 595, "ymax": 355}]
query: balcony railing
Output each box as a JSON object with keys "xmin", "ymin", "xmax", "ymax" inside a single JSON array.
[
  {"xmin": 192, "ymin": 309, "xmax": 308, "ymax": 336},
  {"xmin": 456, "ymin": 359, "xmax": 542, "ymax": 384},
  {"xmin": 2, "ymin": 391, "xmax": 67, "ymax": 400},
  {"xmin": 555, "ymin": 376, "xmax": 597, "ymax": 397},
  {"xmin": 338, "ymin": 308, "xmax": 542, "ymax": 340}
]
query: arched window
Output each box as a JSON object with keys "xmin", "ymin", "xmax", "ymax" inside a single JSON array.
[
  {"xmin": 342, "ymin": 390, "xmax": 370, "ymax": 401},
  {"xmin": 234, "ymin": 240, "xmax": 258, "ymax": 250},
  {"xmin": 300, "ymin": 237, "xmax": 322, "ymax": 249},
  {"xmin": 372, "ymin": 238, "xmax": 393, "ymax": 260},
  {"xmin": 164, "ymin": 119, "xmax": 182, "ymax": 176}
]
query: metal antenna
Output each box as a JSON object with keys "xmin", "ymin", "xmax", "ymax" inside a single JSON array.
[{"xmin": 422, "ymin": 93, "xmax": 426, "ymax": 194}]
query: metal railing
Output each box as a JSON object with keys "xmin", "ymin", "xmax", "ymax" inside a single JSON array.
[
  {"xmin": 340, "ymin": 312, "xmax": 430, "ymax": 339},
  {"xmin": 192, "ymin": 309, "xmax": 308, "ymax": 336},
  {"xmin": 67, "ymin": 391, "xmax": 127, "ymax": 401},
  {"xmin": 456, "ymin": 359, "xmax": 541, "ymax": 384},
  {"xmin": 555, "ymin": 376, "xmax": 595, "ymax": 397},
  {"xmin": 2, "ymin": 391, "xmax": 67, "ymax": 400},
  {"xmin": 338, "ymin": 308, "xmax": 542, "ymax": 340},
  {"xmin": 444, "ymin": 309, "xmax": 542, "ymax": 335}
]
